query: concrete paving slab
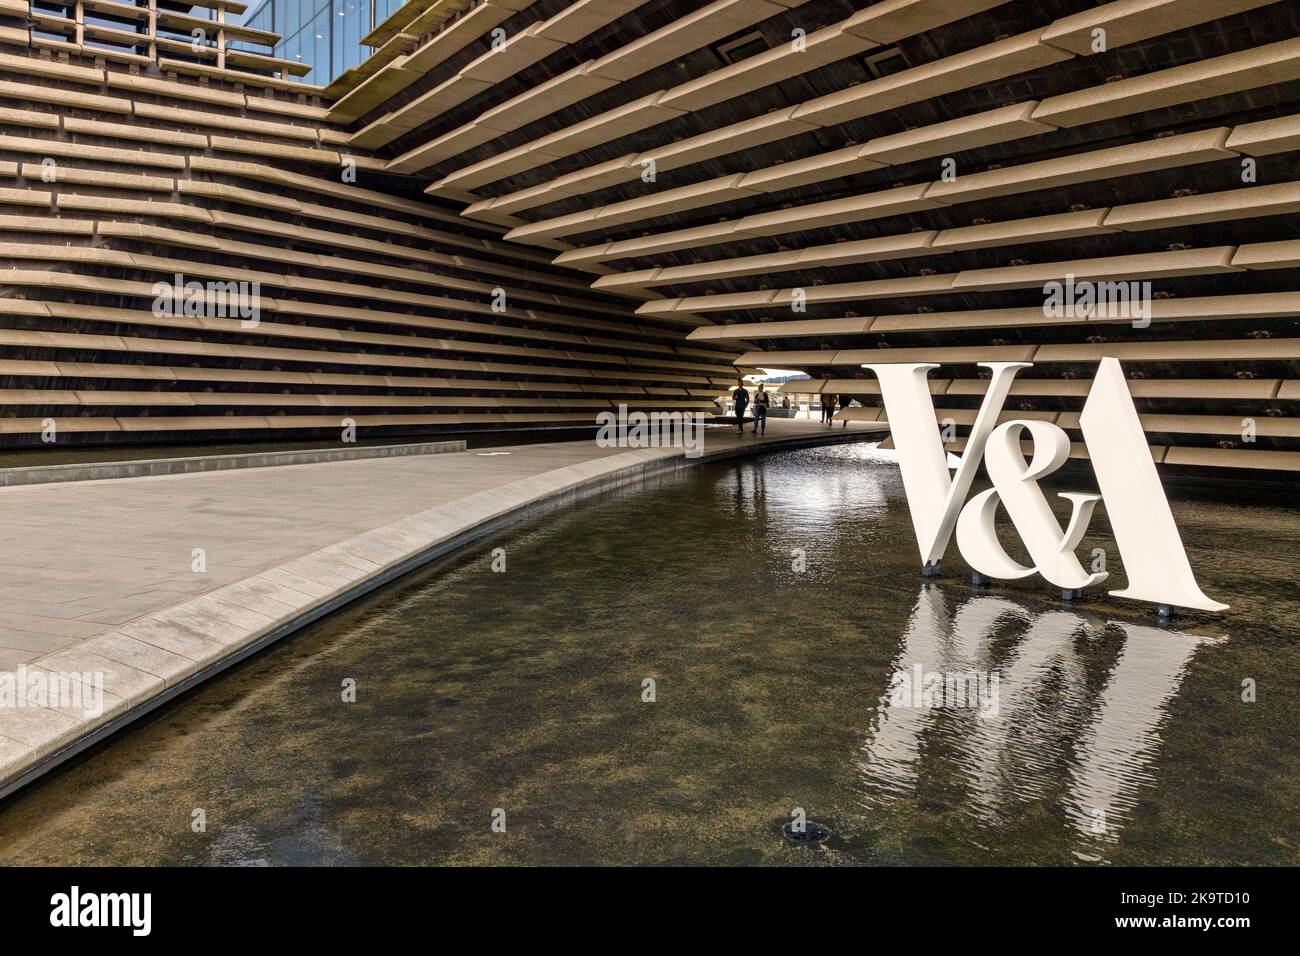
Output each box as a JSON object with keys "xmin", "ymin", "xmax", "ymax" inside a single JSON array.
[
  {"xmin": 74, "ymin": 632, "xmax": 198, "ymax": 683},
  {"xmin": 0, "ymin": 735, "xmax": 32, "ymax": 779},
  {"xmin": 34, "ymin": 650, "xmax": 158, "ymax": 707},
  {"xmin": 0, "ymin": 701, "xmax": 84, "ymax": 751}
]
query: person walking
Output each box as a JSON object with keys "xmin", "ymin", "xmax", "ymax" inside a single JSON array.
[
  {"xmin": 752, "ymin": 383, "xmax": 769, "ymax": 435},
  {"xmin": 839, "ymin": 391, "xmax": 853, "ymax": 427},
  {"xmin": 732, "ymin": 379, "xmax": 750, "ymax": 434},
  {"xmin": 822, "ymin": 393, "xmax": 836, "ymax": 426}
]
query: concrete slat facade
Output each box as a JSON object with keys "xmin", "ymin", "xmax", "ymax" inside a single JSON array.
[{"xmin": 4, "ymin": 0, "xmax": 1300, "ymax": 479}]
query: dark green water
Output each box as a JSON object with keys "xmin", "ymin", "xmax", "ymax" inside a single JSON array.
[{"xmin": 1, "ymin": 444, "xmax": 1297, "ymax": 865}]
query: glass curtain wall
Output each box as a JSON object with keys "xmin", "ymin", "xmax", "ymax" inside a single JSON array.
[{"xmin": 240, "ymin": 0, "xmax": 408, "ymax": 84}]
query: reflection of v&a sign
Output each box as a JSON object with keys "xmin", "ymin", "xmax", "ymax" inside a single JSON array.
[{"xmin": 864, "ymin": 357, "xmax": 1226, "ymax": 613}]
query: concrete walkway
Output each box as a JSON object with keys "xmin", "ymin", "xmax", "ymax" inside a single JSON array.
[{"xmin": 0, "ymin": 417, "xmax": 884, "ymax": 794}]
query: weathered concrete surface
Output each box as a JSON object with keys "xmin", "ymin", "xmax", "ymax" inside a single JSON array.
[{"xmin": 0, "ymin": 418, "xmax": 885, "ymax": 794}]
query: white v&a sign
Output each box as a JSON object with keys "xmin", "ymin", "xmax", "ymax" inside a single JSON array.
[{"xmin": 862, "ymin": 357, "xmax": 1227, "ymax": 612}]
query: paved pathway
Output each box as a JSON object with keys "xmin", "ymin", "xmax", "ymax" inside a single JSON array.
[
  {"xmin": 0, "ymin": 439, "xmax": 634, "ymax": 667},
  {"xmin": 0, "ymin": 418, "xmax": 883, "ymax": 791}
]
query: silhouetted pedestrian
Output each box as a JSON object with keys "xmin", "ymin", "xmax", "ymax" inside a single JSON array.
[
  {"xmin": 752, "ymin": 384, "xmax": 769, "ymax": 435},
  {"xmin": 732, "ymin": 380, "xmax": 750, "ymax": 434}
]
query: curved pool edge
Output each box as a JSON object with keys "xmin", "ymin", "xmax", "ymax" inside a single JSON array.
[{"xmin": 0, "ymin": 425, "xmax": 885, "ymax": 800}]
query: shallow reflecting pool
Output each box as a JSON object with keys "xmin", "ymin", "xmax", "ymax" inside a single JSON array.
[{"xmin": 1, "ymin": 443, "xmax": 1297, "ymax": 865}]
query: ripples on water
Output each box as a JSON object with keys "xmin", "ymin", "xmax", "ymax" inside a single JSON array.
[{"xmin": 0, "ymin": 443, "xmax": 1297, "ymax": 865}]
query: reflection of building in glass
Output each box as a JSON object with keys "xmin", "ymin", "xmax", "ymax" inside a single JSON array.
[{"xmin": 240, "ymin": 0, "xmax": 407, "ymax": 85}]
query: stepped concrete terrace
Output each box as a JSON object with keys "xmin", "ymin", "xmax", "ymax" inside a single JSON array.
[{"xmin": 0, "ymin": 417, "xmax": 884, "ymax": 797}]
